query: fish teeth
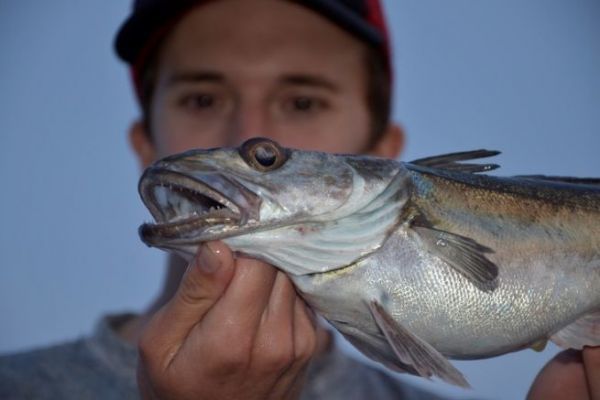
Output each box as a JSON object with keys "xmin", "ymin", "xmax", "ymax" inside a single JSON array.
[{"xmin": 154, "ymin": 186, "xmax": 169, "ymax": 207}]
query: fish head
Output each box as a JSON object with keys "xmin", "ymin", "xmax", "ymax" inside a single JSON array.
[{"xmin": 139, "ymin": 138, "xmax": 411, "ymax": 274}]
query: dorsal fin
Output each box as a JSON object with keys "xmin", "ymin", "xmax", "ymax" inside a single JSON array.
[
  {"xmin": 515, "ymin": 175, "xmax": 600, "ymax": 187},
  {"xmin": 410, "ymin": 149, "xmax": 500, "ymax": 174}
]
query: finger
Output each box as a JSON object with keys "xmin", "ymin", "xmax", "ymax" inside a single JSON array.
[
  {"xmin": 260, "ymin": 271, "xmax": 297, "ymax": 347},
  {"xmin": 162, "ymin": 241, "xmax": 235, "ymax": 331},
  {"xmin": 269, "ymin": 297, "xmax": 317, "ymax": 400},
  {"xmin": 256, "ymin": 278, "xmax": 316, "ymax": 398},
  {"xmin": 278, "ymin": 362, "xmax": 310, "ymax": 400},
  {"xmin": 185, "ymin": 257, "xmax": 279, "ymax": 373},
  {"xmin": 139, "ymin": 241, "xmax": 235, "ymax": 367},
  {"xmin": 213, "ymin": 256, "xmax": 278, "ymax": 332},
  {"xmin": 583, "ymin": 346, "xmax": 600, "ymax": 399},
  {"xmin": 527, "ymin": 349, "xmax": 588, "ymax": 400},
  {"xmin": 278, "ymin": 298, "xmax": 318, "ymax": 378},
  {"xmin": 235, "ymin": 271, "xmax": 297, "ymax": 397},
  {"xmin": 252, "ymin": 272, "xmax": 296, "ymax": 368},
  {"xmin": 266, "ymin": 272, "xmax": 297, "ymax": 323},
  {"xmin": 292, "ymin": 296, "xmax": 318, "ymax": 362}
]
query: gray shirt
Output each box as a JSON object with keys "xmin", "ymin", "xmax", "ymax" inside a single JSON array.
[{"xmin": 0, "ymin": 313, "xmax": 449, "ymax": 399}]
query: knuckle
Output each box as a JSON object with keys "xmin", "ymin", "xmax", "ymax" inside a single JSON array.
[
  {"xmin": 212, "ymin": 339, "xmax": 253, "ymax": 373},
  {"xmin": 177, "ymin": 274, "xmax": 209, "ymax": 306},
  {"xmin": 137, "ymin": 331, "xmax": 157, "ymax": 365},
  {"xmin": 260, "ymin": 341, "xmax": 296, "ymax": 371},
  {"xmin": 296, "ymin": 330, "xmax": 318, "ymax": 363}
]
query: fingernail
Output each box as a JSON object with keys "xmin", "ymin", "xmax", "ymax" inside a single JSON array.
[{"xmin": 197, "ymin": 243, "xmax": 220, "ymax": 273}]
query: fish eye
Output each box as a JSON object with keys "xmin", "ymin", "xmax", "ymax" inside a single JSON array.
[{"xmin": 240, "ymin": 138, "xmax": 288, "ymax": 172}]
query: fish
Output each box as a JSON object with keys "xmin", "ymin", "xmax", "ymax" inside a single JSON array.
[{"xmin": 138, "ymin": 137, "xmax": 600, "ymax": 387}]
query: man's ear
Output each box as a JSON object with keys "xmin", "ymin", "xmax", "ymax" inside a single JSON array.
[
  {"xmin": 368, "ymin": 123, "xmax": 405, "ymax": 159},
  {"xmin": 129, "ymin": 120, "xmax": 156, "ymax": 169}
]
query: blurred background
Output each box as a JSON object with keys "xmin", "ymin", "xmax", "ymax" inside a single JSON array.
[{"xmin": 1, "ymin": 1, "xmax": 599, "ymax": 399}]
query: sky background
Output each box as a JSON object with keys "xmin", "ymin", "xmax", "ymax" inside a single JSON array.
[{"xmin": 1, "ymin": 1, "xmax": 599, "ymax": 399}]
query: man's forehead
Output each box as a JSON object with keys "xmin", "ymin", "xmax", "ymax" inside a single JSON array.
[{"xmin": 150, "ymin": 2, "xmax": 369, "ymax": 89}]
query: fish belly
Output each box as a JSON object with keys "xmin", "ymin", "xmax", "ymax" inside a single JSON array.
[{"xmin": 293, "ymin": 228, "xmax": 600, "ymax": 360}]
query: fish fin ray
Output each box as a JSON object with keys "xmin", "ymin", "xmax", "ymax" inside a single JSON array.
[
  {"xmin": 515, "ymin": 175, "xmax": 600, "ymax": 188},
  {"xmin": 530, "ymin": 339, "xmax": 548, "ymax": 352},
  {"xmin": 412, "ymin": 225, "xmax": 499, "ymax": 291},
  {"xmin": 368, "ymin": 300, "xmax": 470, "ymax": 388},
  {"xmin": 340, "ymin": 326, "xmax": 414, "ymax": 374},
  {"xmin": 550, "ymin": 311, "xmax": 600, "ymax": 349},
  {"xmin": 410, "ymin": 149, "xmax": 500, "ymax": 173}
]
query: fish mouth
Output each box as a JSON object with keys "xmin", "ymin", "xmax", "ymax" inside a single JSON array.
[{"xmin": 138, "ymin": 168, "xmax": 259, "ymax": 247}]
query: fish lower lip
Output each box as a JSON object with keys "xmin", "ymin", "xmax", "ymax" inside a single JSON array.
[{"xmin": 139, "ymin": 208, "xmax": 241, "ymax": 244}]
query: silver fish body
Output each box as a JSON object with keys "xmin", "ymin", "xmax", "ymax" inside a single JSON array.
[{"xmin": 138, "ymin": 138, "xmax": 600, "ymax": 387}]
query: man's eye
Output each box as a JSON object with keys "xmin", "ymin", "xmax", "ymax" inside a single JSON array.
[
  {"xmin": 179, "ymin": 94, "xmax": 216, "ymax": 109},
  {"xmin": 286, "ymin": 96, "xmax": 326, "ymax": 113},
  {"xmin": 293, "ymin": 97, "xmax": 314, "ymax": 111}
]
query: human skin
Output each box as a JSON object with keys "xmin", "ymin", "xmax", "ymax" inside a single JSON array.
[
  {"xmin": 528, "ymin": 347, "xmax": 600, "ymax": 400},
  {"xmin": 124, "ymin": 0, "xmax": 599, "ymax": 398}
]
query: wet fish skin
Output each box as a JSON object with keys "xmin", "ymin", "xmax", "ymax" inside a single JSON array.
[{"xmin": 138, "ymin": 138, "xmax": 600, "ymax": 387}]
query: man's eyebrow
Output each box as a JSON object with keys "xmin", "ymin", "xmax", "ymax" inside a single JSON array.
[
  {"xmin": 167, "ymin": 71, "xmax": 224, "ymax": 86},
  {"xmin": 280, "ymin": 74, "xmax": 340, "ymax": 92}
]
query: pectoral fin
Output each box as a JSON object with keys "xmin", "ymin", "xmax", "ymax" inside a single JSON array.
[
  {"xmin": 413, "ymin": 225, "xmax": 498, "ymax": 291},
  {"xmin": 368, "ymin": 300, "xmax": 470, "ymax": 388},
  {"xmin": 551, "ymin": 311, "xmax": 600, "ymax": 349}
]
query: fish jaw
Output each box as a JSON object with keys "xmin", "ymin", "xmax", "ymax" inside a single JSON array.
[{"xmin": 138, "ymin": 167, "xmax": 262, "ymax": 255}]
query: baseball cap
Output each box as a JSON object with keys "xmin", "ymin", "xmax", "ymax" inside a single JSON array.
[{"xmin": 114, "ymin": 0, "xmax": 391, "ymax": 98}]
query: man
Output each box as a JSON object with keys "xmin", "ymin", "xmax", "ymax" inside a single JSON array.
[{"xmin": 1, "ymin": 1, "xmax": 598, "ymax": 399}]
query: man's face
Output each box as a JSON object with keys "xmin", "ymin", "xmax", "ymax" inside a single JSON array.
[{"xmin": 132, "ymin": 0, "xmax": 401, "ymax": 164}]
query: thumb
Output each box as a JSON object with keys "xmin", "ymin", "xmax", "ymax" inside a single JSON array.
[
  {"xmin": 175, "ymin": 241, "xmax": 235, "ymax": 312},
  {"xmin": 169, "ymin": 241, "xmax": 235, "ymax": 327},
  {"xmin": 140, "ymin": 241, "xmax": 235, "ymax": 362}
]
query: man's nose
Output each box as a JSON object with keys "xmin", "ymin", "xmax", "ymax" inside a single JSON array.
[{"xmin": 226, "ymin": 101, "xmax": 270, "ymax": 146}]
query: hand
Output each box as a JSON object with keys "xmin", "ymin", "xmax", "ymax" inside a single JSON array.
[
  {"xmin": 137, "ymin": 241, "xmax": 318, "ymax": 400},
  {"xmin": 528, "ymin": 346, "xmax": 600, "ymax": 399}
]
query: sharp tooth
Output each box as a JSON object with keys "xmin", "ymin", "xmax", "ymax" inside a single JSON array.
[
  {"xmin": 180, "ymin": 200, "xmax": 188, "ymax": 214},
  {"xmin": 155, "ymin": 186, "xmax": 169, "ymax": 207}
]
